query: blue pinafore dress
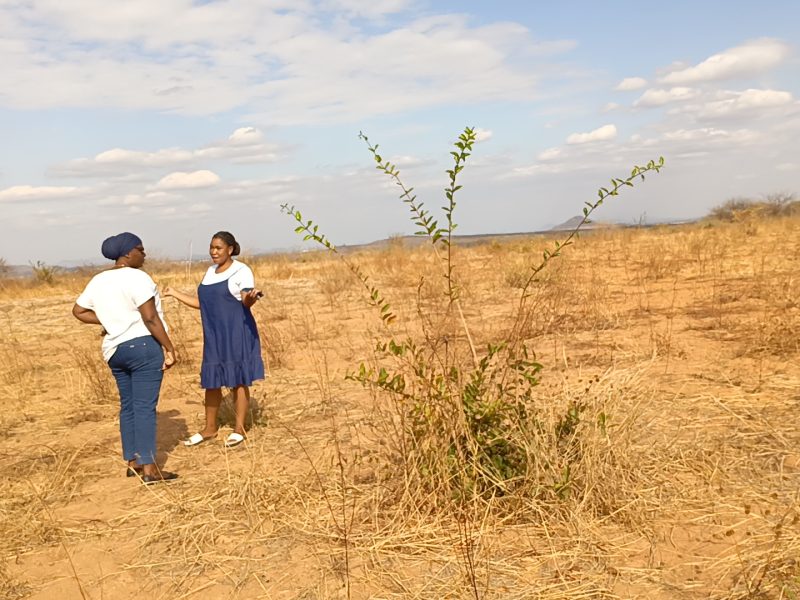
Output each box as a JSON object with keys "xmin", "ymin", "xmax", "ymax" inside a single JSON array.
[{"xmin": 198, "ymin": 278, "xmax": 265, "ymax": 389}]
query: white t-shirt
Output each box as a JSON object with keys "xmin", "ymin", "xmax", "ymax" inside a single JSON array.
[
  {"xmin": 200, "ymin": 260, "xmax": 255, "ymax": 301},
  {"xmin": 76, "ymin": 267, "xmax": 168, "ymax": 361}
]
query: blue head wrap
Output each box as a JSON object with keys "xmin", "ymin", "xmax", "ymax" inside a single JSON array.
[{"xmin": 101, "ymin": 232, "xmax": 143, "ymax": 260}]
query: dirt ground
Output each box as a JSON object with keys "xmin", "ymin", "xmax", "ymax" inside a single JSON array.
[{"xmin": 1, "ymin": 216, "xmax": 798, "ymax": 599}]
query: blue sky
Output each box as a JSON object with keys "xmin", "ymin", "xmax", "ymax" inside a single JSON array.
[{"xmin": 1, "ymin": 0, "xmax": 798, "ymax": 264}]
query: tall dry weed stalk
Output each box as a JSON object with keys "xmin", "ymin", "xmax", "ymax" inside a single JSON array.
[{"xmin": 72, "ymin": 346, "xmax": 117, "ymax": 404}]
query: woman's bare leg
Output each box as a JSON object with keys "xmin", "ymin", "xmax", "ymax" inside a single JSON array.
[
  {"xmin": 201, "ymin": 388, "xmax": 222, "ymax": 437},
  {"xmin": 232, "ymin": 385, "xmax": 250, "ymax": 435}
]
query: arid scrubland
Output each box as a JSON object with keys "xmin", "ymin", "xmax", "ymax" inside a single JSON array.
[{"xmin": 0, "ymin": 214, "xmax": 799, "ymax": 599}]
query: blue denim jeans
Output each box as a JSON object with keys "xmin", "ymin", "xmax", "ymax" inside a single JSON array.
[{"xmin": 107, "ymin": 335, "xmax": 164, "ymax": 466}]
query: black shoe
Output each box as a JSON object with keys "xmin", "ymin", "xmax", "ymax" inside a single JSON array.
[
  {"xmin": 142, "ymin": 471, "xmax": 179, "ymax": 485},
  {"xmin": 126, "ymin": 466, "xmax": 143, "ymax": 478}
]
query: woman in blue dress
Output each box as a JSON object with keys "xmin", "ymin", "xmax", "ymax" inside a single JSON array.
[{"xmin": 164, "ymin": 231, "xmax": 264, "ymax": 448}]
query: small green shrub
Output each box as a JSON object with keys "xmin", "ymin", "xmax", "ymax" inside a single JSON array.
[
  {"xmin": 351, "ymin": 338, "xmax": 542, "ymax": 500},
  {"xmin": 282, "ymin": 128, "xmax": 663, "ymax": 509}
]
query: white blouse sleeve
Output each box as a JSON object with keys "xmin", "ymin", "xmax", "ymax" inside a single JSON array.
[
  {"xmin": 228, "ymin": 263, "xmax": 255, "ymax": 300},
  {"xmin": 129, "ymin": 271, "xmax": 157, "ymax": 307},
  {"xmin": 75, "ymin": 280, "xmax": 95, "ymax": 309}
]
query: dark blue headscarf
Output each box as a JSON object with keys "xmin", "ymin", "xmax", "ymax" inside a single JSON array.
[{"xmin": 101, "ymin": 232, "xmax": 142, "ymax": 260}]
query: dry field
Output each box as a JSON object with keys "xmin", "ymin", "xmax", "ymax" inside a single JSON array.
[{"xmin": 1, "ymin": 215, "xmax": 799, "ymax": 599}]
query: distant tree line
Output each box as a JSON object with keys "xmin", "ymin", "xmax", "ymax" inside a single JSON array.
[{"xmin": 709, "ymin": 192, "xmax": 799, "ymax": 221}]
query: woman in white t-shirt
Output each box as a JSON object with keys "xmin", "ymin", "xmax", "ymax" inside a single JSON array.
[
  {"xmin": 72, "ymin": 232, "xmax": 179, "ymax": 484},
  {"xmin": 164, "ymin": 231, "xmax": 265, "ymax": 448}
]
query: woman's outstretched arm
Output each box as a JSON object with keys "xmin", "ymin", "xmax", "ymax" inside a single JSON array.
[{"xmin": 162, "ymin": 286, "xmax": 201, "ymax": 309}]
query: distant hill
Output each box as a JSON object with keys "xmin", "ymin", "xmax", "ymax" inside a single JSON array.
[
  {"xmin": 0, "ymin": 265, "xmax": 34, "ymax": 278},
  {"xmin": 338, "ymin": 231, "xmax": 551, "ymax": 252},
  {"xmin": 1, "ymin": 216, "xmax": 703, "ymax": 271},
  {"xmin": 338, "ymin": 215, "xmax": 701, "ymax": 253},
  {"xmin": 549, "ymin": 216, "xmax": 611, "ymax": 231}
]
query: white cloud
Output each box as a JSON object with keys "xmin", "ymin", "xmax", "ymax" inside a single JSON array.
[
  {"xmin": 474, "ymin": 128, "xmax": 493, "ymax": 142},
  {"xmin": 155, "ymin": 170, "xmax": 220, "ymax": 190},
  {"xmin": 225, "ymin": 127, "xmax": 264, "ymax": 146},
  {"xmin": 95, "ymin": 148, "xmax": 194, "ymax": 166},
  {"xmin": 0, "ymin": 3, "xmax": 571, "ymax": 124},
  {"xmin": 634, "ymin": 87, "xmax": 698, "ymax": 108},
  {"xmin": 0, "ymin": 185, "xmax": 82, "ymax": 202},
  {"xmin": 662, "ymin": 127, "xmax": 753, "ymax": 142},
  {"xmin": 506, "ymin": 163, "xmax": 567, "ymax": 178},
  {"xmin": 52, "ymin": 127, "xmax": 283, "ymax": 177},
  {"xmin": 734, "ymin": 88, "xmax": 794, "ymax": 108},
  {"xmin": 384, "ymin": 155, "xmax": 430, "ymax": 170},
  {"xmin": 194, "ymin": 127, "xmax": 283, "ymax": 163},
  {"xmin": 662, "ymin": 128, "xmax": 724, "ymax": 142},
  {"xmin": 537, "ymin": 147, "xmax": 562, "ymax": 161},
  {"xmin": 675, "ymin": 88, "xmax": 795, "ymax": 119},
  {"xmin": 566, "ymin": 124, "xmax": 617, "ymax": 145},
  {"xmin": 615, "ymin": 77, "xmax": 647, "ymax": 91},
  {"xmin": 119, "ymin": 191, "xmax": 180, "ymax": 207},
  {"xmin": 187, "ymin": 202, "xmax": 213, "ymax": 214},
  {"xmin": 319, "ymin": 0, "xmax": 411, "ymax": 18},
  {"xmin": 660, "ymin": 38, "xmax": 790, "ymax": 85},
  {"xmin": 653, "ymin": 127, "xmax": 761, "ymax": 161},
  {"xmin": 121, "ymin": 194, "xmax": 144, "ymax": 206}
]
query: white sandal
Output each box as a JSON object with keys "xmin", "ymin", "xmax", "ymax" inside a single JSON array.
[
  {"xmin": 224, "ymin": 432, "xmax": 245, "ymax": 448},
  {"xmin": 184, "ymin": 432, "xmax": 215, "ymax": 447}
]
